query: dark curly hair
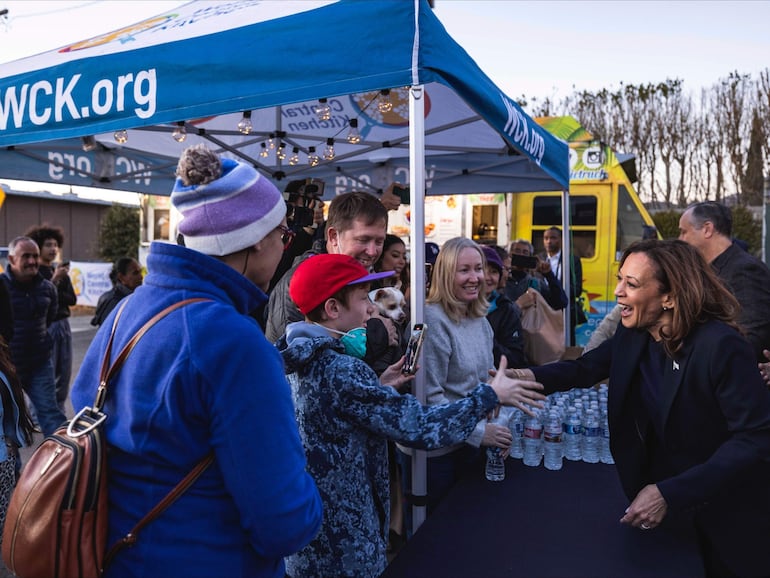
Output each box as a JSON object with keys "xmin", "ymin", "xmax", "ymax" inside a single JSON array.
[{"xmin": 25, "ymin": 224, "xmax": 65, "ymax": 249}]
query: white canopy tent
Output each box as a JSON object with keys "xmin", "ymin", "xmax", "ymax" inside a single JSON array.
[{"xmin": 0, "ymin": 0, "xmax": 570, "ymax": 532}]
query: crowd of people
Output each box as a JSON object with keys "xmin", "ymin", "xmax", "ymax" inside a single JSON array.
[{"xmin": 1, "ymin": 143, "xmax": 769, "ymax": 578}]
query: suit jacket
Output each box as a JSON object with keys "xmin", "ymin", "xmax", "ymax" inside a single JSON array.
[
  {"xmin": 532, "ymin": 320, "xmax": 770, "ymax": 576},
  {"xmin": 711, "ymin": 241, "xmax": 770, "ymax": 362}
]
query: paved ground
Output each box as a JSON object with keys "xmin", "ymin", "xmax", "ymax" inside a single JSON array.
[{"xmin": 18, "ymin": 313, "xmax": 98, "ymax": 464}]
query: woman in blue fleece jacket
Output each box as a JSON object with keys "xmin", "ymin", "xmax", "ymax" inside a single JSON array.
[{"xmin": 71, "ymin": 145, "xmax": 321, "ymax": 578}]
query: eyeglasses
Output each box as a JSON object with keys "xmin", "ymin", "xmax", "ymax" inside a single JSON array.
[{"xmin": 277, "ymin": 224, "xmax": 296, "ymax": 251}]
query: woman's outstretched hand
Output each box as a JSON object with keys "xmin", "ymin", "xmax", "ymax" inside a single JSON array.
[{"xmin": 488, "ymin": 355, "xmax": 545, "ymax": 416}]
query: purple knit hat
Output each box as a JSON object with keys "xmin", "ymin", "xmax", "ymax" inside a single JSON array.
[{"xmin": 171, "ymin": 157, "xmax": 285, "ymax": 256}]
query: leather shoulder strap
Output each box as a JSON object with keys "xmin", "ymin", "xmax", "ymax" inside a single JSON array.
[{"xmin": 93, "ymin": 297, "xmax": 211, "ymax": 411}]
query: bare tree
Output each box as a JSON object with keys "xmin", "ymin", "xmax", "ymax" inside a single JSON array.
[{"xmin": 520, "ymin": 67, "xmax": 770, "ymax": 206}]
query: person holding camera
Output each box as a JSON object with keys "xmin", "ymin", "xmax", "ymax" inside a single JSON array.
[
  {"xmin": 504, "ymin": 239, "xmax": 567, "ymax": 312},
  {"xmin": 268, "ymin": 179, "xmax": 326, "ymax": 292}
]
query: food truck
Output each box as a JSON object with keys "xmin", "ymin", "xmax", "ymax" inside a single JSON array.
[{"xmin": 506, "ymin": 117, "xmax": 658, "ymax": 345}]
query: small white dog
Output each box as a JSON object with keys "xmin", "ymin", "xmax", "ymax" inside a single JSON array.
[{"xmin": 368, "ymin": 287, "xmax": 407, "ymax": 324}]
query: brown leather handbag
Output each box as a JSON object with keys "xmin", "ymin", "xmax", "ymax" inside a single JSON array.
[{"xmin": 2, "ymin": 298, "xmax": 213, "ymax": 578}]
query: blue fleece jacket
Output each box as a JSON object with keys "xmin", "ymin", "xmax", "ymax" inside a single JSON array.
[{"xmin": 71, "ymin": 242, "xmax": 322, "ymax": 578}]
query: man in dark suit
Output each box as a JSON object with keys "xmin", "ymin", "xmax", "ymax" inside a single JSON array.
[
  {"xmin": 539, "ymin": 226, "xmax": 583, "ymax": 345},
  {"xmin": 679, "ymin": 201, "xmax": 770, "ymax": 362}
]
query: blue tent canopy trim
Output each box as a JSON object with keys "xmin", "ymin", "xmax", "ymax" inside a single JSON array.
[{"xmin": 0, "ymin": 0, "xmax": 568, "ymax": 196}]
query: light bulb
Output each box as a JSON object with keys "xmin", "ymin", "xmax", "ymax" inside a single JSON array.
[
  {"xmin": 323, "ymin": 138, "xmax": 335, "ymax": 160},
  {"xmin": 289, "ymin": 147, "xmax": 300, "ymax": 166},
  {"xmin": 113, "ymin": 129, "xmax": 128, "ymax": 144},
  {"xmin": 81, "ymin": 135, "xmax": 97, "ymax": 152},
  {"xmin": 315, "ymin": 98, "xmax": 331, "ymax": 121},
  {"xmin": 172, "ymin": 122, "xmax": 187, "ymax": 143},
  {"xmin": 259, "ymin": 142, "xmax": 269, "ymax": 158},
  {"xmin": 307, "ymin": 146, "xmax": 319, "ymax": 167},
  {"xmin": 276, "ymin": 143, "xmax": 286, "ymax": 161},
  {"xmin": 346, "ymin": 118, "xmax": 361, "ymax": 144},
  {"xmin": 237, "ymin": 111, "xmax": 253, "ymax": 134},
  {"xmin": 267, "ymin": 133, "xmax": 276, "ymax": 149},
  {"xmin": 378, "ymin": 89, "xmax": 393, "ymax": 113}
]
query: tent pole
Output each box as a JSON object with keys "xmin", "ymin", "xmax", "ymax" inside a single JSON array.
[
  {"xmin": 409, "ymin": 84, "xmax": 427, "ymax": 534},
  {"xmin": 561, "ymin": 188, "xmax": 571, "ymax": 346}
]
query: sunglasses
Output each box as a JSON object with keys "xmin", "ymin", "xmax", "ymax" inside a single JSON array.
[{"xmin": 277, "ymin": 224, "xmax": 296, "ymax": 251}]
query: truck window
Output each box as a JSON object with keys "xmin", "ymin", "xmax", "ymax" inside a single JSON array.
[
  {"xmin": 531, "ymin": 195, "xmax": 597, "ymax": 259},
  {"xmin": 616, "ymin": 184, "xmax": 646, "ymax": 256}
]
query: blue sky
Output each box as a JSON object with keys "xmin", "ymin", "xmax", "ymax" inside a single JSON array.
[{"xmin": 1, "ymin": 0, "xmax": 768, "ymax": 196}]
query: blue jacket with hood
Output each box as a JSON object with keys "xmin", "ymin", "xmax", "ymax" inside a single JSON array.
[{"xmin": 277, "ymin": 321, "xmax": 500, "ymax": 578}]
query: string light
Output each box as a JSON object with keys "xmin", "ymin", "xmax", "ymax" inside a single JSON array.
[
  {"xmin": 113, "ymin": 129, "xmax": 128, "ymax": 144},
  {"xmin": 276, "ymin": 142, "xmax": 286, "ymax": 161},
  {"xmin": 81, "ymin": 135, "xmax": 97, "ymax": 151},
  {"xmin": 323, "ymin": 137, "xmax": 335, "ymax": 160},
  {"xmin": 267, "ymin": 133, "xmax": 276, "ymax": 149},
  {"xmin": 346, "ymin": 118, "xmax": 361, "ymax": 144},
  {"xmin": 307, "ymin": 146, "xmax": 320, "ymax": 167},
  {"xmin": 172, "ymin": 121, "xmax": 187, "ymax": 142},
  {"xmin": 259, "ymin": 142, "xmax": 269, "ymax": 158},
  {"xmin": 289, "ymin": 147, "xmax": 300, "ymax": 166},
  {"xmin": 315, "ymin": 98, "xmax": 331, "ymax": 121},
  {"xmin": 377, "ymin": 89, "xmax": 393, "ymax": 113},
  {"xmin": 237, "ymin": 111, "xmax": 253, "ymax": 134}
]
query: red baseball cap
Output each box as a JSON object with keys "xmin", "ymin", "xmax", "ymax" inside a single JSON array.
[{"xmin": 290, "ymin": 254, "xmax": 395, "ymax": 315}]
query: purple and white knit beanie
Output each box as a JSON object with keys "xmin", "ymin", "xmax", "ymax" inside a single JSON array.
[{"xmin": 171, "ymin": 157, "xmax": 285, "ymax": 256}]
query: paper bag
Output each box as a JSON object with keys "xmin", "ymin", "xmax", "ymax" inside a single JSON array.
[{"xmin": 520, "ymin": 291, "xmax": 566, "ymax": 365}]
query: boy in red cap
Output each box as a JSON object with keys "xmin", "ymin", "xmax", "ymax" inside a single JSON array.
[{"xmin": 277, "ymin": 253, "xmax": 545, "ymax": 578}]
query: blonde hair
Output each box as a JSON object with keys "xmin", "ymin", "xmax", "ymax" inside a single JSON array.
[{"xmin": 427, "ymin": 237, "xmax": 488, "ymax": 322}]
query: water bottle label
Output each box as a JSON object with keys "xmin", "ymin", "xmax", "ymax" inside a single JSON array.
[
  {"xmin": 524, "ymin": 426, "xmax": 542, "ymax": 439},
  {"xmin": 514, "ymin": 423, "xmax": 524, "ymax": 435},
  {"xmin": 563, "ymin": 424, "xmax": 582, "ymax": 435},
  {"xmin": 584, "ymin": 426, "xmax": 601, "ymax": 437},
  {"xmin": 544, "ymin": 432, "xmax": 561, "ymax": 443}
]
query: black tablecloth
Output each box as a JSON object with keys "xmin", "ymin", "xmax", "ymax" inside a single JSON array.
[{"xmin": 381, "ymin": 458, "xmax": 703, "ymax": 578}]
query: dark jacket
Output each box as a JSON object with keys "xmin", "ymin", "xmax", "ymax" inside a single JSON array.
[
  {"xmin": 711, "ymin": 241, "xmax": 770, "ymax": 362},
  {"xmin": 90, "ymin": 283, "xmax": 133, "ymax": 327},
  {"xmin": 0, "ymin": 279, "xmax": 13, "ymax": 345},
  {"xmin": 505, "ymin": 269, "xmax": 567, "ymax": 311},
  {"xmin": 39, "ymin": 264, "xmax": 76, "ymax": 321},
  {"xmin": 1, "ymin": 269, "xmax": 57, "ymax": 373},
  {"xmin": 364, "ymin": 317, "xmax": 407, "ymax": 376},
  {"xmin": 486, "ymin": 291, "xmax": 527, "ymax": 368},
  {"xmin": 265, "ymin": 239, "xmax": 326, "ymax": 343},
  {"xmin": 532, "ymin": 321, "xmax": 770, "ymax": 577}
]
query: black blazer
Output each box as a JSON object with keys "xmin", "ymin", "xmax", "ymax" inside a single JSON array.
[{"xmin": 533, "ymin": 320, "xmax": 770, "ymax": 576}]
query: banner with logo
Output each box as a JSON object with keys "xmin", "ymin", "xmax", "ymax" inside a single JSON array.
[{"xmin": 69, "ymin": 261, "xmax": 112, "ymax": 307}]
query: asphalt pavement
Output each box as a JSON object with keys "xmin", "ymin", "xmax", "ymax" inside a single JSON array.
[{"xmin": 19, "ymin": 312, "xmax": 98, "ymax": 464}]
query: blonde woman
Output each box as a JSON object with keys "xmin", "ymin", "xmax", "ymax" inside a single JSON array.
[{"xmin": 400, "ymin": 237, "xmax": 515, "ymax": 514}]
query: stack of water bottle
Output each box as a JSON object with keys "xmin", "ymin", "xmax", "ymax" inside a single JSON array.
[{"xmin": 486, "ymin": 384, "xmax": 614, "ymax": 480}]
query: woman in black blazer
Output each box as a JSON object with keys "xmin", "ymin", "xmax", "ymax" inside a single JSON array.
[{"xmin": 515, "ymin": 239, "xmax": 770, "ymax": 577}]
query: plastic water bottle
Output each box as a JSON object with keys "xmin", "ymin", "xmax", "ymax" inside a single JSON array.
[
  {"xmin": 485, "ymin": 447, "xmax": 505, "ymax": 481},
  {"xmin": 582, "ymin": 408, "xmax": 600, "ymax": 463},
  {"xmin": 508, "ymin": 409, "xmax": 524, "ymax": 460},
  {"xmin": 543, "ymin": 411, "xmax": 563, "ymax": 471},
  {"xmin": 522, "ymin": 414, "xmax": 543, "ymax": 467},
  {"xmin": 563, "ymin": 406, "xmax": 582, "ymax": 461},
  {"xmin": 600, "ymin": 409, "xmax": 614, "ymax": 464}
]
